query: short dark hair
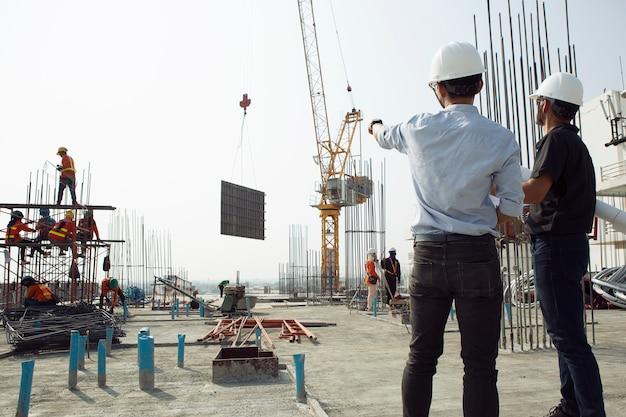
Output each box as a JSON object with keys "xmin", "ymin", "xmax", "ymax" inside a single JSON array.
[
  {"xmin": 441, "ymin": 74, "xmax": 482, "ymax": 98},
  {"xmin": 548, "ymin": 98, "xmax": 579, "ymax": 121}
]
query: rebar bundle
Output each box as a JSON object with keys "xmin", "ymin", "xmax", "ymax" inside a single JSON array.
[{"xmin": 1, "ymin": 302, "xmax": 125, "ymax": 351}]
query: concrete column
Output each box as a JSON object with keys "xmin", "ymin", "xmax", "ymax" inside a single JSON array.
[
  {"xmin": 138, "ymin": 335, "xmax": 154, "ymax": 391},
  {"xmin": 16, "ymin": 360, "xmax": 35, "ymax": 417},
  {"xmin": 68, "ymin": 330, "xmax": 79, "ymax": 390},
  {"xmin": 97, "ymin": 340, "xmax": 106, "ymax": 387}
]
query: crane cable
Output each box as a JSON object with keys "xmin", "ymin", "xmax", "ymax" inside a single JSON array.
[{"xmin": 329, "ymin": 0, "xmax": 355, "ymax": 110}]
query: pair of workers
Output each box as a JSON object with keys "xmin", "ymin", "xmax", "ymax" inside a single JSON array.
[
  {"xmin": 371, "ymin": 42, "xmax": 604, "ymax": 417},
  {"xmin": 363, "ymin": 248, "xmax": 401, "ymax": 310}
]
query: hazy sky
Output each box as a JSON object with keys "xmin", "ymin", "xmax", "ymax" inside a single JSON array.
[{"xmin": 1, "ymin": 0, "xmax": 624, "ymax": 283}]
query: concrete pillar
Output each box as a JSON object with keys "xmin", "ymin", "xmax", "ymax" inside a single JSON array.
[
  {"xmin": 177, "ymin": 334, "xmax": 185, "ymax": 368},
  {"xmin": 293, "ymin": 353, "xmax": 306, "ymax": 403}
]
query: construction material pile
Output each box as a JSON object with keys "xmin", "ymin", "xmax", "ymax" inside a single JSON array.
[
  {"xmin": 198, "ymin": 316, "xmax": 331, "ymax": 348},
  {"xmin": 1, "ymin": 302, "xmax": 125, "ymax": 351},
  {"xmin": 591, "ymin": 267, "xmax": 626, "ymax": 309}
]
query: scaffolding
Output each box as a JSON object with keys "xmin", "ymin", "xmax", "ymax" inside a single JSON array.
[{"xmin": 0, "ymin": 165, "xmax": 121, "ymax": 309}]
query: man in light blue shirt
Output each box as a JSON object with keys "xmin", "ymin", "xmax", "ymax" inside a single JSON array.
[{"xmin": 370, "ymin": 42, "xmax": 523, "ymax": 417}]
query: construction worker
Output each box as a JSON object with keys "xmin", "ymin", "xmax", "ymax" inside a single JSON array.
[
  {"xmin": 99, "ymin": 277, "xmax": 126, "ymax": 313},
  {"xmin": 21, "ymin": 276, "xmax": 59, "ymax": 307},
  {"xmin": 523, "ymin": 72, "xmax": 605, "ymax": 417},
  {"xmin": 56, "ymin": 146, "xmax": 78, "ymax": 206},
  {"xmin": 370, "ymin": 42, "xmax": 523, "ymax": 417},
  {"xmin": 364, "ymin": 248, "xmax": 379, "ymax": 311},
  {"xmin": 218, "ymin": 280, "xmax": 229, "ymax": 298},
  {"xmin": 5, "ymin": 211, "xmax": 45, "ymax": 264},
  {"xmin": 29, "ymin": 208, "xmax": 55, "ymax": 257},
  {"xmin": 48, "ymin": 210, "xmax": 78, "ymax": 258},
  {"xmin": 380, "ymin": 247, "xmax": 401, "ymax": 305},
  {"xmin": 77, "ymin": 209, "xmax": 102, "ymax": 257}
]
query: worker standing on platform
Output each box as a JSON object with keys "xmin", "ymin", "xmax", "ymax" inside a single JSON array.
[
  {"xmin": 77, "ymin": 209, "xmax": 102, "ymax": 258},
  {"xmin": 218, "ymin": 280, "xmax": 229, "ymax": 298},
  {"xmin": 100, "ymin": 277, "xmax": 125, "ymax": 313},
  {"xmin": 29, "ymin": 208, "xmax": 55, "ymax": 257},
  {"xmin": 381, "ymin": 247, "xmax": 401, "ymax": 304},
  {"xmin": 5, "ymin": 211, "xmax": 45, "ymax": 264},
  {"xmin": 370, "ymin": 42, "xmax": 523, "ymax": 417},
  {"xmin": 56, "ymin": 146, "xmax": 78, "ymax": 206},
  {"xmin": 364, "ymin": 248, "xmax": 379, "ymax": 311},
  {"xmin": 21, "ymin": 276, "xmax": 59, "ymax": 307},
  {"xmin": 523, "ymin": 72, "xmax": 605, "ymax": 417},
  {"xmin": 48, "ymin": 210, "xmax": 78, "ymax": 258}
]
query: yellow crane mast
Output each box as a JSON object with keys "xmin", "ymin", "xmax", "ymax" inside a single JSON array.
[{"xmin": 296, "ymin": 0, "xmax": 371, "ymax": 293}]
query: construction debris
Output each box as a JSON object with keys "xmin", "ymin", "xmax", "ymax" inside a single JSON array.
[{"xmin": 1, "ymin": 302, "xmax": 125, "ymax": 351}]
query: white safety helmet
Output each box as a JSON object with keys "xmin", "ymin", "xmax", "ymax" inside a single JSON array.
[
  {"xmin": 389, "ymin": 247, "xmax": 396, "ymax": 253},
  {"xmin": 429, "ymin": 42, "xmax": 485, "ymax": 84},
  {"xmin": 367, "ymin": 248, "xmax": 376, "ymax": 255},
  {"xmin": 529, "ymin": 72, "xmax": 583, "ymax": 106}
]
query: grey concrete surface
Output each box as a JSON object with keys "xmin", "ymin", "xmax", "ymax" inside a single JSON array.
[{"xmin": 0, "ymin": 305, "xmax": 623, "ymax": 417}]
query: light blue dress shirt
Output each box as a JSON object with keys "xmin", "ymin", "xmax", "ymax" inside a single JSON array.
[{"xmin": 374, "ymin": 104, "xmax": 523, "ymax": 237}]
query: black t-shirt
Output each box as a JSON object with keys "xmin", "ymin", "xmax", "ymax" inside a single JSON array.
[{"xmin": 525, "ymin": 124, "xmax": 596, "ymax": 235}]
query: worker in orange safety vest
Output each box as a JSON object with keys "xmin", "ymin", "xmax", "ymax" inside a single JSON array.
[
  {"xmin": 48, "ymin": 210, "xmax": 78, "ymax": 258},
  {"xmin": 77, "ymin": 209, "xmax": 103, "ymax": 257},
  {"xmin": 364, "ymin": 248, "xmax": 380, "ymax": 311},
  {"xmin": 5, "ymin": 211, "xmax": 45, "ymax": 264},
  {"xmin": 56, "ymin": 146, "xmax": 79, "ymax": 205},
  {"xmin": 100, "ymin": 277, "xmax": 125, "ymax": 313},
  {"xmin": 21, "ymin": 276, "xmax": 59, "ymax": 307}
]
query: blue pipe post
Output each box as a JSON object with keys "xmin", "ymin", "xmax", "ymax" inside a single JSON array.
[
  {"xmin": 185, "ymin": 303, "xmax": 190, "ymax": 317},
  {"xmin": 372, "ymin": 298, "xmax": 378, "ymax": 317},
  {"xmin": 170, "ymin": 303, "xmax": 175, "ymax": 320},
  {"xmin": 97, "ymin": 340, "xmax": 106, "ymax": 387},
  {"xmin": 504, "ymin": 303, "xmax": 512, "ymax": 323},
  {"xmin": 138, "ymin": 335, "xmax": 155, "ymax": 391},
  {"xmin": 68, "ymin": 330, "xmax": 79, "ymax": 389},
  {"xmin": 199, "ymin": 303, "xmax": 205, "ymax": 318},
  {"xmin": 157, "ymin": 299, "xmax": 160, "ymax": 309},
  {"xmin": 78, "ymin": 334, "xmax": 87, "ymax": 370},
  {"xmin": 293, "ymin": 353, "xmax": 306, "ymax": 403},
  {"xmin": 105, "ymin": 326, "xmax": 113, "ymax": 357},
  {"xmin": 255, "ymin": 327, "xmax": 262, "ymax": 348},
  {"xmin": 123, "ymin": 300, "xmax": 129, "ymax": 322},
  {"xmin": 175, "ymin": 299, "xmax": 180, "ymax": 318},
  {"xmin": 137, "ymin": 328, "xmax": 150, "ymax": 365},
  {"xmin": 16, "ymin": 359, "xmax": 35, "ymax": 417},
  {"xmin": 177, "ymin": 334, "xmax": 185, "ymax": 368}
]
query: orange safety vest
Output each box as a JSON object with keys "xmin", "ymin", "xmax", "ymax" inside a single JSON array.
[
  {"xmin": 6, "ymin": 225, "xmax": 19, "ymax": 241},
  {"xmin": 49, "ymin": 220, "xmax": 74, "ymax": 241},
  {"xmin": 26, "ymin": 284, "xmax": 54, "ymax": 302},
  {"xmin": 60, "ymin": 155, "xmax": 76, "ymax": 179}
]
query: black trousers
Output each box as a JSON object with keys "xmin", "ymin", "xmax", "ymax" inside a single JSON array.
[
  {"xmin": 57, "ymin": 177, "xmax": 77, "ymax": 205},
  {"xmin": 533, "ymin": 234, "xmax": 606, "ymax": 417},
  {"xmin": 384, "ymin": 274, "xmax": 397, "ymax": 304},
  {"xmin": 402, "ymin": 234, "xmax": 503, "ymax": 417}
]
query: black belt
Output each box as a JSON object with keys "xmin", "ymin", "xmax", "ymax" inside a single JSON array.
[{"xmin": 413, "ymin": 233, "xmax": 493, "ymax": 243}]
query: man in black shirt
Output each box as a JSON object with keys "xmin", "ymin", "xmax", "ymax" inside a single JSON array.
[
  {"xmin": 523, "ymin": 72, "xmax": 605, "ymax": 417},
  {"xmin": 380, "ymin": 247, "xmax": 401, "ymax": 304}
]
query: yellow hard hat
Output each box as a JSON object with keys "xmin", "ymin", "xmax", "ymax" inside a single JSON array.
[
  {"xmin": 57, "ymin": 146, "xmax": 68, "ymax": 155},
  {"xmin": 65, "ymin": 210, "xmax": 74, "ymax": 219}
]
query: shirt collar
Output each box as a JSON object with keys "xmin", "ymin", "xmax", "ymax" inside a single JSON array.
[
  {"xmin": 442, "ymin": 104, "xmax": 479, "ymax": 113},
  {"xmin": 536, "ymin": 123, "xmax": 580, "ymax": 150}
]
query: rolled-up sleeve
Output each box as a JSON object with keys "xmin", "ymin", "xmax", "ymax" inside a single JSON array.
[
  {"xmin": 373, "ymin": 122, "xmax": 408, "ymax": 154},
  {"xmin": 494, "ymin": 141, "xmax": 524, "ymax": 217}
]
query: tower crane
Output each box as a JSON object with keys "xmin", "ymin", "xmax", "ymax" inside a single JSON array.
[{"xmin": 297, "ymin": 0, "xmax": 372, "ymax": 293}]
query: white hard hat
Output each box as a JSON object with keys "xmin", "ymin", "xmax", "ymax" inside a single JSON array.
[
  {"xmin": 367, "ymin": 248, "xmax": 376, "ymax": 255},
  {"xmin": 429, "ymin": 42, "xmax": 485, "ymax": 84},
  {"xmin": 529, "ymin": 72, "xmax": 583, "ymax": 106},
  {"xmin": 389, "ymin": 247, "xmax": 396, "ymax": 252}
]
